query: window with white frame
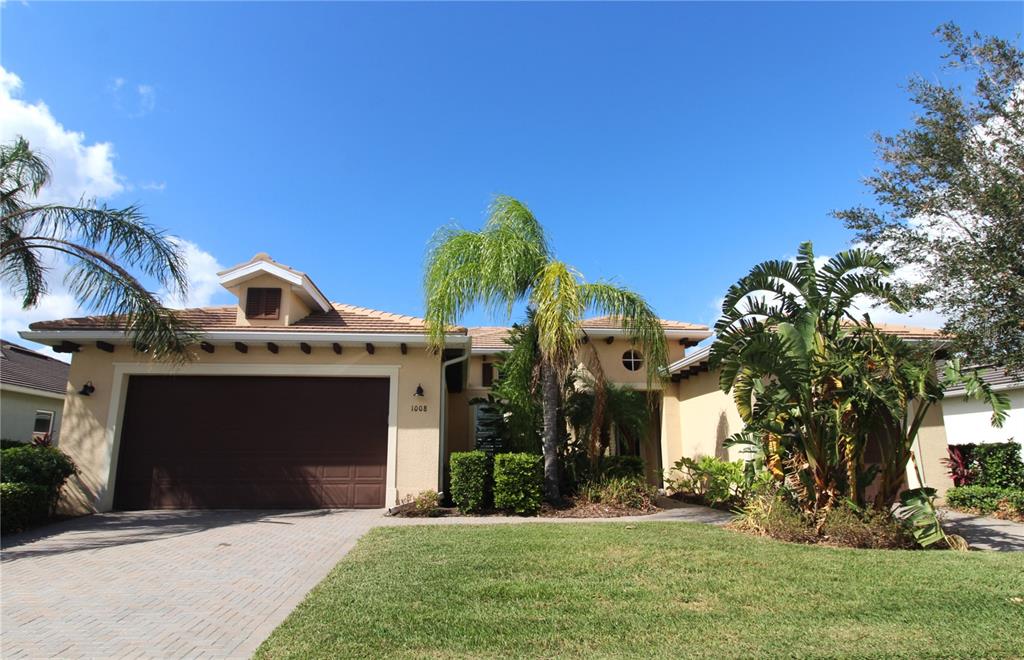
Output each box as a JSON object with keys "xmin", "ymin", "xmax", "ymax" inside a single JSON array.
[
  {"xmin": 622, "ymin": 349, "xmax": 643, "ymax": 372},
  {"xmin": 33, "ymin": 410, "xmax": 54, "ymax": 440}
]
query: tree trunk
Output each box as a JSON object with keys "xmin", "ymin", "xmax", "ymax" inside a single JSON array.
[{"xmin": 541, "ymin": 360, "xmax": 561, "ymax": 503}]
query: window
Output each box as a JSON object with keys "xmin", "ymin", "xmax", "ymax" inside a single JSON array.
[
  {"xmin": 33, "ymin": 410, "xmax": 54, "ymax": 440},
  {"xmin": 622, "ymin": 349, "xmax": 643, "ymax": 372},
  {"xmin": 245, "ymin": 287, "xmax": 282, "ymax": 320},
  {"xmin": 482, "ymin": 362, "xmax": 495, "ymax": 387}
]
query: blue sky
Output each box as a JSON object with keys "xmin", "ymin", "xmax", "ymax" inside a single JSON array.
[{"xmin": 1, "ymin": 1, "xmax": 1021, "ymax": 345}]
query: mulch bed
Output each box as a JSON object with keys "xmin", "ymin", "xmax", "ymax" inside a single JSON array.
[{"xmin": 539, "ymin": 500, "xmax": 660, "ymax": 518}]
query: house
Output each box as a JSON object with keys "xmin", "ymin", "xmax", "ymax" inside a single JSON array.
[
  {"xmin": 943, "ymin": 366, "xmax": 1023, "ymax": 457},
  {"xmin": 18, "ymin": 251, "xmax": 965, "ymax": 512},
  {"xmin": 0, "ymin": 340, "xmax": 70, "ymax": 445},
  {"xmin": 21, "ymin": 254, "xmax": 472, "ymax": 512}
]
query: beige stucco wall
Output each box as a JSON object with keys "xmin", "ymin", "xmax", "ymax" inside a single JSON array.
[
  {"xmin": 56, "ymin": 342, "xmax": 445, "ymax": 513},
  {"xmin": 581, "ymin": 339, "xmax": 685, "ymax": 387},
  {"xmin": 0, "ymin": 387, "xmax": 65, "ymax": 444},
  {"xmin": 909, "ymin": 400, "xmax": 955, "ymax": 497},
  {"xmin": 667, "ymin": 368, "xmax": 746, "ymax": 473}
]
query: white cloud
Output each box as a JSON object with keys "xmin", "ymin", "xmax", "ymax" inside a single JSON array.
[
  {"xmin": 160, "ymin": 239, "xmax": 227, "ymax": 309},
  {"xmin": 136, "ymin": 84, "xmax": 156, "ymax": 117},
  {"xmin": 0, "ymin": 66, "xmax": 224, "ymax": 357},
  {"xmin": 0, "ymin": 66, "xmax": 123, "ymax": 202}
]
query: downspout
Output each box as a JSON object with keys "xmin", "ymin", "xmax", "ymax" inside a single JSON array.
[{"xmin": 438, "ymin": 349, "xmax": 470, "ymax": 495}]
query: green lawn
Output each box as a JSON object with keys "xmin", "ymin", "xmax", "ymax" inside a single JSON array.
[{"xmin": 255, "ymin": 522, "xmax": 1024, "ymax": 659}]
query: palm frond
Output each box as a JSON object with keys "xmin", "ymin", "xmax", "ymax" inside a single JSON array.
[{"xmin": 579, "ymin": 280, "xmax": 669, "ymax": 386}]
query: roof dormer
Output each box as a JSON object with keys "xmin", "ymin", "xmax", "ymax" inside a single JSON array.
[{"xmin": 218, "ymin": 253, "xmax": 331, "ymax": 327}]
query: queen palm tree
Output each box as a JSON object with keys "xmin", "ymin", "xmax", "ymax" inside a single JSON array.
[
  {"xmin": 425, "ymin": 195, "xmax": 668, "ymax": 502},
  {"xmin": 1, "ymin": 137, "xmax": 194, "ymax": 360}
]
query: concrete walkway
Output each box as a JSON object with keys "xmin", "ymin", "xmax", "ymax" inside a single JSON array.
[
  {"xmin": 0, "ymin": 503, "xmax": 726, "ymax": 659},
  {"xmin": 940, "ymin": 509, "xmax": 1024, "ymax": 551}
]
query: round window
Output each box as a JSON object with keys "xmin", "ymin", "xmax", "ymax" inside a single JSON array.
[{"xmin": 622, "ymin": 350, "xmax": 643, "ymax": 371}]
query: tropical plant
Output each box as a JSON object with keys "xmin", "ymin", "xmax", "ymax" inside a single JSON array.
[
  {"xmin": 1, "ymin": 137, "xmax": 195, "ymax": 359},
  {"xmin": 425, "ymin": 195, "xmax": 668, "ymax": 502},
  {"xmin": 711, "ymin": 241, "xmax": 1009, "ymax": 521},
  {"xmin": 564, "ymin": 374, "xmax": 651, "ymax": 471},
  {"xmin": 667, "ymin": 455, "xmax": 746, "ymax": 506}
]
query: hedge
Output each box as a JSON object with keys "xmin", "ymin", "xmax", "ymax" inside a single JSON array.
[
  {"xmin": 599, "ymin": 455, "xmax": 644, "ymax": 480},
  {"xmin": 0, "ymin": 444, "xmax": 78, "ymax": 515},
  {"xmin": 949, "ymin": 441, "xmax": 1024, "ymax": 489},
  {"xmin": 450, "ymin": 450, "xmax": 490, "ymax": 513},
  {"xmin": 946, "ymin": 486, "xmax": 1024, "ymax": 515},
  {"xmin": 493, "ymin": 453, "xmax": 542, "ymax": 515},
  {"xmin": 1, "ymin": 482, "xmax": 49, "ymax": 533}
]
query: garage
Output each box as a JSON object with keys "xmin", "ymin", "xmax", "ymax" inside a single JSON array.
[{"xmin": 112, "ymin": 375, "xmax": 389, "ymax": 510}]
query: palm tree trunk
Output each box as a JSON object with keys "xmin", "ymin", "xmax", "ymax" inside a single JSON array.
[{"xmin": 541, "ymin": 360, "xmax": 561, "ymax": 503}]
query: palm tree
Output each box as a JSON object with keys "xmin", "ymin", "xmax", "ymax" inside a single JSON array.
[
  {"xmin": 1, "ymin": 137, "xmax": 195, "ymax": 360},
  {"xmin": 425, "ymin": 195, "xmax": 668, "ymax": 502}
]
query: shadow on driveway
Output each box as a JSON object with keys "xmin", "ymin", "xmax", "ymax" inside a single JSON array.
[
  {"xmin": 940, "ymin": 509, "xmax": 1024, "ymax": 551},
  {"xmin": 1, "ymin": 509, "xmax": 346, "ymax": 561}
]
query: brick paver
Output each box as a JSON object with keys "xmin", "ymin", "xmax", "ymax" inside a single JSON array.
[
  {"xmin": 1, "ymin": 509, "xmax": 383, "ymax": 659},
  {"xmin": 0, "ymin": 502, "xmax": 733, "ymax": 659}
]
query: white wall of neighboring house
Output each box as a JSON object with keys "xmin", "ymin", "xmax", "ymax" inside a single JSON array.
[
  {"xmin": 942, "ymin": 387, "xmax": 1024, "ymax": 457},
  {"xmin": 0, "ymin": 387, "xmax": 64, "ymax": 444}
]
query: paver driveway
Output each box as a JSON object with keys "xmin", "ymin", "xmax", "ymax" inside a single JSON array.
[{"xmin": 1, "ymin": 509, "xmax": 383, "ymax": 659}]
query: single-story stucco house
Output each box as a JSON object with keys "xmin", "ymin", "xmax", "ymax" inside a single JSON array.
[
  {"xmin": 0, "ymin": 339, "xmax": 69, "ymax": 445},
  {"xmin": 20, "ymin": 253, "xmax": 963, "ymax": 512},
  {"xmin": 943, "ymin": 366, "xmax": 1023, "ymax": 457}
]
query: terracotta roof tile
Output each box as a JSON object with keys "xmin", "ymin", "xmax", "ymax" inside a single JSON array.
[
  {"xmin": 29, "ymin": 303, "xmax": 466, "ymax": 335},
  {"xmin": 581, "ymin": 316, "xmax": 709, "ymax": 332},
  {"xmin": 468, "ymin": 327, "xmax": 512, "ymax": 350},
  {"xmin": 0, "ymin": 340, "xmax": 69, "ymax": 395}
]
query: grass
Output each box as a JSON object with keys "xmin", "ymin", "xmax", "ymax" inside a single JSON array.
[{"xmin": 255, "ymin": 522, "xmax": 1024, "ymax": 659}]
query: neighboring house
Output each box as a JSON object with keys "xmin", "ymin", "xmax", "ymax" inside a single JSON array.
[
  {"xmin": 0, "ymin": 340, "xmax": 70, "ymax": 445},
  {"xmin": 943, "ymin": 366, "xmax": 1023, "ymax": 457}
]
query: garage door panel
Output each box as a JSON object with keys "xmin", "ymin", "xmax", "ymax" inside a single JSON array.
[{"xmin": 113, "ymin": 375, "xmax": 389, "ymax": 510}]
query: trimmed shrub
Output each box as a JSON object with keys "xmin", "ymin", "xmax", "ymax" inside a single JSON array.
[
  {"xmin": 1, "ymin": 482, "xmax": 49, "ymax": 533},
  {"xmin": 579, "ymin": 476, "xmax": 656, "ymax": 511},
  {"xmin": 946, "ymin": 486, "xmax": 1024, "ymax": 515},
  {"xmin": 0, "ymin": 444, "xmax": 78, "ymax": 514},
  {"xmin": 1, "ymin": 439, "xmax": 27, "ymax": 450},
  {"xmin": 599, "ymin": 455, "xmax": 644, "ymax": 480},
  {"xmin": 450, "ymin": 451, "xmax": 490, "ymax": 513},
  {"xmin": 493, "ymin": 453, "xmax": 542, "ymax": 515}
]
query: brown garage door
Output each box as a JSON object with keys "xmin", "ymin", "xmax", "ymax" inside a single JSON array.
[{"xmin": 113, "ymin": 375, "xmax": 389, "ymax": 510}]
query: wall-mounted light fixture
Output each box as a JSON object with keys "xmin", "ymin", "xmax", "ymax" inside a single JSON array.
[
  {"xmin": 78, "ymin": 381, "xmax": 96, "ymax": 396},
  {"xmin": 414, "ymin": 384, "xmax": 425, "ymax": 397}
]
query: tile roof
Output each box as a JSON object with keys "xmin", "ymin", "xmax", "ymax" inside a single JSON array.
[
  {"xmin": 944, "ymin": 365, "xmax": 1023, "ymax": 395},
  {"xmin": 0, "ymin": 340, "xmax": 69, "ymax": 395},
  {"xmin": 29, "ymin": 304, "xmax": 465, "ymax": 335},
  {"xmin": 467, "ymin": 327, "xmax": 512, "ymax": 351},
  {"xmin": 580, "ymin": 316, "xmax": 709, "ymax": 332},
  {"xmin": 669, "ymin": 323, "xmax": 949, "ymax": 375}
]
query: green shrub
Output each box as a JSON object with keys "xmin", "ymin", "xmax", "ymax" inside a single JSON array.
[
  {"xmin": 1, "ymin": 482, "xmax": 49, "ymax": 533},
  {"xmin": 668, "ymin": 455, "xmax": 746, "ymax": 506},
  {"xmin": 970, "ymin": 442, "xmax": 1024, "ymax": 488},
  {"xmin": 450, "ymin": 450, "xmax": 490, "ymax": 513},
  {"xmin": 599, "ymin": 455, "xmax": 644, "ymax": 480},
  {"xmin": 579, "ymin": 476, "xmax": 656, "ymax": 510},
  {"xmin": 0, "ymin": 444, "xmax": 78, "ymax": 514},
  {"xmin": 493, "ymin": 453, "xmax": 542, "ymax": 515},
  {"xmin": 1, "ymin": 439, "xmax": 27, "ymax": 450},
  {"xmin": 946, "ymin": 486, "xmax": 1024, "ymax": 515}
]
